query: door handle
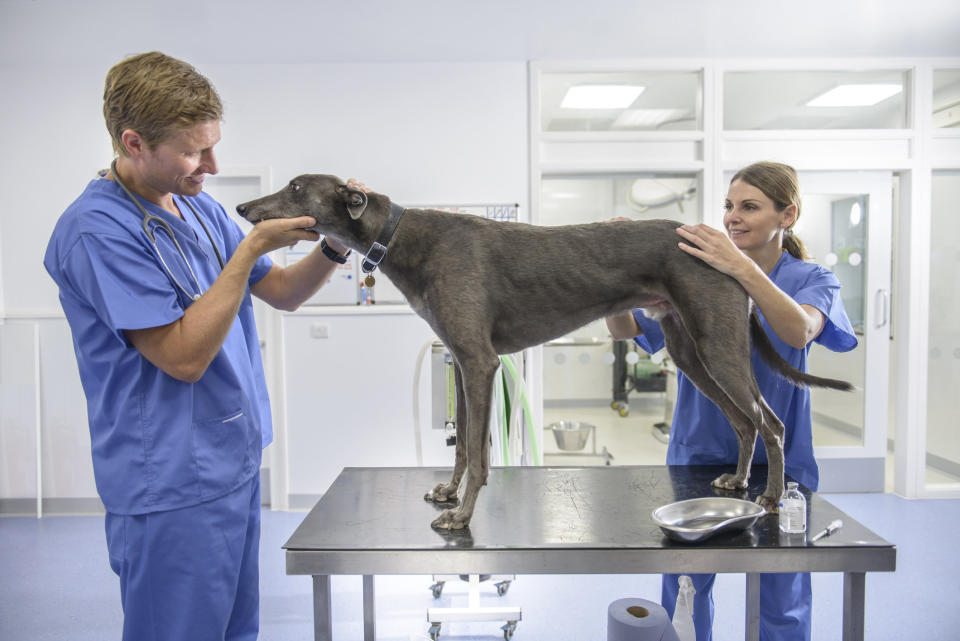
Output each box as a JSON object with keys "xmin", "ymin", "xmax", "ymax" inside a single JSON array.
[{"xmin": 874, "ymin": 289, "xmax": 889, "ymax": 329}]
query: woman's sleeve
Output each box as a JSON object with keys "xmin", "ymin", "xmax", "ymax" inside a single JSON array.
[
  {"xmin": 631, "ymin": 309, "xmax": 666, "ymax": 353},
  {"xmin": 795, "ymin": 268, "xmax": 858, "ymax": 353}
]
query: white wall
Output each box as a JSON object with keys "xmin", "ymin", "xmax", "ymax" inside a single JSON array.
[{"xmin": 0, "ymin": 62, "xmax": 115, "ymax": 315}]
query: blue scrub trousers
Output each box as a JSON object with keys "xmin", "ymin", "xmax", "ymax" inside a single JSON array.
[
  {"xmin": 105, "ymin": 475, "xmax": 262, "ymax": 641},
  {"xmin": 662, "ymin": 572, "xmax": 811, "ymax": 641}
]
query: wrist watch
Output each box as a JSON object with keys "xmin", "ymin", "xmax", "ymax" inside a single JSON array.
[{"xmin": 320, "ymin": 238, "xmax": 351, "ymax": 264}]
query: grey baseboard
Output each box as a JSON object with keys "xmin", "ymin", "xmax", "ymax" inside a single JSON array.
[
  {"xmin": 288, "ymin": 494, "xmax": 324, "ymax": 511},
  {"xmin": 0, "ymin": 497, "xmax": 105, "ymax": 516},
  {"xmin": 818, "ymin": 457, "xmax": 885, "ymax": 492},
  {"xmin": 1, "ymin": 469, "xmax": 273, "ymax": 516}
]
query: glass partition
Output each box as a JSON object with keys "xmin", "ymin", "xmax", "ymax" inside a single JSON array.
[
  {"xmin": 927, "ymin": 171, "xmax": 960, "ymax": 488},
  {"xmin": 540, "ymin": 174, "xmax": 700, "ymax": 226},
  {"xmin": 539, "ymin": 173, "xmax": 700, "ymax": 467},
  {"xmin": 803, "ymin": 191, "xmax": 868, "ymax": 447},
  {"xmin": 539, "ymin": 71, "xmax": 701, "ymax": 132},
  {"xmin": 724, "ymin": 70, "xmax": 908, "ymax": 130},
  {"xmin": 933, "ymin": 70, "xmax": 960, "ymax": 128}
]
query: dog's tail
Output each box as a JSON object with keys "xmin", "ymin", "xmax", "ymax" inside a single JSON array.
[{"xmin": 750, "ymin": 308, "xmax": 854, "ymax": 391}]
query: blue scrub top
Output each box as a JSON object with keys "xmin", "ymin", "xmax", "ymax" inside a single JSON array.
[
  {"xmin": 633, "ymin": 251, "xmax": 857, "ymax": 491},
  {"xmin": 44, "ymin": 176, "xmax": 274, "ymax": 515}
]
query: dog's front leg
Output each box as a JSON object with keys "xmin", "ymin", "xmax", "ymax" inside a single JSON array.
[
  {"xmin": 425, "ymin": 365, "xmax": 467, "ymax": 503},
  {"xmin": 431, "ymin": 354, "xmax": 498, "ymax": 530}
]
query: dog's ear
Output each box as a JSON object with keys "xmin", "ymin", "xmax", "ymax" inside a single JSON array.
[{"xmin": 336, "ymin": 184, "xmax": 368, "ymax": 219}]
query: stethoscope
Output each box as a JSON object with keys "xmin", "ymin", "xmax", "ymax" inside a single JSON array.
[{"xmin": 110, "ymin": 159, "xmax": 225, "ymax": 302}]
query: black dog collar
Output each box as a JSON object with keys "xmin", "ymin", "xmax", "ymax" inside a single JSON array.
[{"xmin": 361, "ymin": 202, "xmax": 406, "ymax": 274}]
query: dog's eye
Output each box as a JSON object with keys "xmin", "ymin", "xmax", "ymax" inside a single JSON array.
[{"xmin": 289, "ymin": 182, "xmax": 301, "ymax": 192}]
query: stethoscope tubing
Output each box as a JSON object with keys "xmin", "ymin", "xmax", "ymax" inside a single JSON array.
[{"xmin": 110, "ymin": 159, "xmax": 225, "ymax": 302}]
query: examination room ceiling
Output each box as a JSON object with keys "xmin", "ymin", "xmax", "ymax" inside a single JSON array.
[{"xmin": 2, "ymin": 1, "xmax": 958, "ymax": 65}]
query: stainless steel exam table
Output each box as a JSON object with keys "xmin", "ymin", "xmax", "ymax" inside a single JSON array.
[{"xmin": 284, "ymin": 465, "xmax": 896, "ymax": 641}]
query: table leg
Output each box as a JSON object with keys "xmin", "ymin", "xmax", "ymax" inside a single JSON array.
[
  {"xmin": 363, "ymin": 574, "xmax": 376, "ymax": 641},
  {"xmin": 745, "ymin": 573, "xmax": 760, "ymax": 641},
  {"xmin": 843, "ymin": 572, "xmax": 866, "ymax": 641},
  {"xmin": 313, "ymin": 575, "xmax": 332, "ymax": 641}
]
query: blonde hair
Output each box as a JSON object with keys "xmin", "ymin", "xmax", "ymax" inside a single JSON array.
[
  {"xmin": 731, "ymin": 161, "xmax": 809, "ymax": 260},
  {"xmin": 103, "ymin": 52, "xmax": 222, "ymax": 156}
]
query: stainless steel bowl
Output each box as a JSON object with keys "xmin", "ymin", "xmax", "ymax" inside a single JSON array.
[
  {"xmin": 652, "ymin": 497, "xmax": 765, "ymax": 543},
  {"xmin": 547, "ymin": 421, "xmax": 593, "ymax": 451}
]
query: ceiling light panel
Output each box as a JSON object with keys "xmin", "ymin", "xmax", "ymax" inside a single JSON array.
[
  {"xmin": 807, "ymin": 84, "xmax": 903, "ymax": 107},
  {"xmin": 561, "ymin": 85, "xmax": 645, "ymax": 109}
]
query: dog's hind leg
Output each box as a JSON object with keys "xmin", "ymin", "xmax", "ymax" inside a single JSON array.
[
  {"xmin": 686, "ymin": 325, "xmax": 785, "ymax": 512},
  {"xmin": 660, "ymin": 313, "xmax": 759, "ymax": 492},
  {"xmin": 424, "ymin": 364, "xmax": 467, "ymax": 503},
  {"xmin": 754, "ymin": 402, "xmax": 787, "ymax": 510},
  {"xmin": 430, "ymin": 350, "xmax": 500, "ymax": 530}
]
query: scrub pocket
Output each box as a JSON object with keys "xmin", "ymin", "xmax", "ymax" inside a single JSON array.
[{"xmin": 192, "ymin": 408, "xmax": 258, "ymax": 501}]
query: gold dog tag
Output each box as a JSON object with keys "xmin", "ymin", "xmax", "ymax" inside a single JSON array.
[{"xmin": 365, "ymin": 274, "xmax": 376, "ymax": 288}]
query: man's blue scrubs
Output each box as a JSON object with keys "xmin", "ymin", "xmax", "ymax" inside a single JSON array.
[
  {"xmin": 44, "ymin": 175, "xmax": 273, "ymax": 641},
  {"xmin": 632, "ymin": 251, "xmax": 857, "ymax": 641}
]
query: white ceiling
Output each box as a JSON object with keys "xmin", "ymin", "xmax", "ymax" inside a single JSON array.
[{"xmin": 2, "ymin": 0, "xmax": 959, "ymax": 66}]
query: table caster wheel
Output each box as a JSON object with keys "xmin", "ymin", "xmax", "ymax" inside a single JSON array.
[
  {"xmin": 618, "ymin": 405, "xmax": 630, "ymax": 417},
  {"xmin": 428, "ymin": 622, "xmax": 441, "ymax": 640},
  {"xmin": 494, "ymin": 579, "xmax": 511, "ymax": 596},
  {"xmin": 501, "ymin": 620, "xmax": 518, "ymax": 640},
  {"xmin": 429, "ymin": 580, "xmax": 445, "ymax": 599}
]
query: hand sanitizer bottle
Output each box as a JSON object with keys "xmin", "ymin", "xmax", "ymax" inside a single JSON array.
[{"xmin": 779, "ymin": 482, "xmax": 807, "ymax": 534}]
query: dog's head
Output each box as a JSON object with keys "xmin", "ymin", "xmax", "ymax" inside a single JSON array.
[{"xmin": 236, "ymin": 174, "xmax": 368, "ymax": 232}]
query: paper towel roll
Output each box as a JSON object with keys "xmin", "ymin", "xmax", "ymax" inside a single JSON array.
[{"xmin": 607, "ymin": 598, "xmax": 681, "ymax": 641}]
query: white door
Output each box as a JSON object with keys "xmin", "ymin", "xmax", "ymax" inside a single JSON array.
[{"xmin": 796, "ymin": 171, "xmax": 892, "ymax": 492}]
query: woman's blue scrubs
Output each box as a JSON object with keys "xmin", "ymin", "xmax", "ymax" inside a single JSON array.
[
  {"xmin": 44, "ymin": 176, "xmax": 274, "ymax": 641},
  {"xmin": 632, "ymin": 251, "xmax": 857, "ymax": 641}
]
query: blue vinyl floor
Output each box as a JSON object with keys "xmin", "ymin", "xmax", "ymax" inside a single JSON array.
[{"xmin": 2, "ymin": 492, "xmax": 958, "ymax": 641}]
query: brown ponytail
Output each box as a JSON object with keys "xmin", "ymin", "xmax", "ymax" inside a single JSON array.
[
  {"xmin": 731, "ymin": 161, "xmax": 809, "ymax": 261},
  {"xmin": 782, "ymin": 228, "xmax": 808, "ymax": 261}
]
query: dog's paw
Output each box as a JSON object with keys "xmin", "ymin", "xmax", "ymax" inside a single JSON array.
[
  {"xmin": 431, "ymin": 507, "xmax": 471, "ymax": 531},
  {"xmin": 424, "ymin": 483, "xmax": 458, "ymax": 503},
  {"xmin": 756, "ymin": 493, "xmax": 779, "ymax": 513},
  {"xmin": 711, "ymin": 473, "xmax": 748, "ymax": 491}
]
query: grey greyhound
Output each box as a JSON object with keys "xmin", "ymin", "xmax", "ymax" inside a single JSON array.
[{"xmin": 237, "ymin": 175, "xmax": 852, "ymax": 530}]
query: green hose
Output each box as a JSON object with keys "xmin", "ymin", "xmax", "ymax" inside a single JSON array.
[
  {"xmin": 499, "ymin": 355, "xmax": 542, "ymax": 466},
  {"xmin": 495, "ymin": 368, "xmax": 510, "ymax": 466}
]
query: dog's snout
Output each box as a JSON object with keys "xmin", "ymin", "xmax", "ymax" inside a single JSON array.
[{"xmin": 236, "ymin": 203, "xmax": 248, "ymax": 216}]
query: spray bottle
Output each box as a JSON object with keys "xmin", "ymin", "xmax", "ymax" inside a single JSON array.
[{"xmin": 672, "ymin": 575, "xmax": 696, "ymax": 641}]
